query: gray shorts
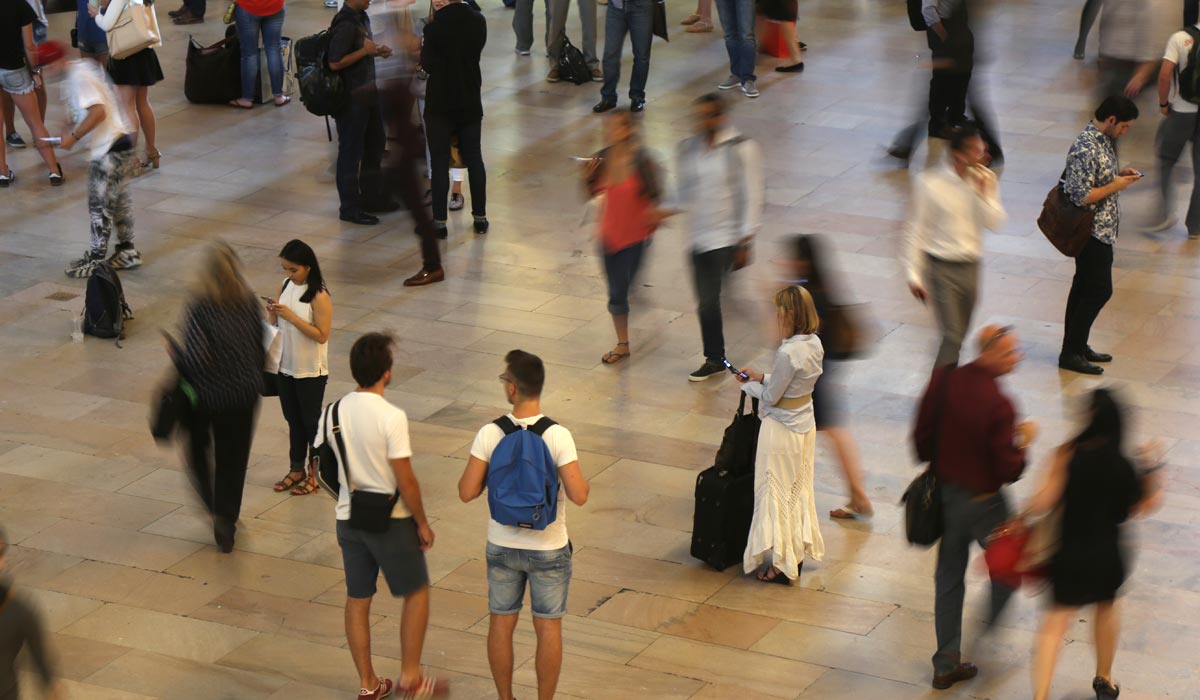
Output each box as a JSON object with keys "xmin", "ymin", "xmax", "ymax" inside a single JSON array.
[
  {"xmin": 0, "ymin": 67, "xmax": 34, "ymax": 96},
  {"xmin": 336, "ymin": 517, "xmax": 429, "ymax": 599},
  {"xmin": 79, "ymin": 38, "xmax": 109, "ymax": 55}
]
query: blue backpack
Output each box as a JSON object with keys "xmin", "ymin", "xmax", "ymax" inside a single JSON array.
[{"xmin": 487, "ymin": 416, "xmax": 560, "ymax": 530}]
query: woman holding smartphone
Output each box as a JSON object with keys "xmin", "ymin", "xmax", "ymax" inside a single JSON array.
[
  {"xmin": 736, "ymin": 285, "xmax": 825, "ymax": 584},
  {"xmin": 267, "ymin": 239, "xmax": 331, "ymax": 496}
]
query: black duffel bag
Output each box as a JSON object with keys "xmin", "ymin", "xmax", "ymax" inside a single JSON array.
[
  {"xmin": 713, "ymin": 392, "xmax": 761, "ymax": 477},
  {"xmin": 185, "ymin": 27, "xmax": 242, "ymax": 105}
]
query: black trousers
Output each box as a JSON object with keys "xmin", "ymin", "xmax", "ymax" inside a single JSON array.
[
  {"xmin": 186, "ymin": 401, "xmax": 258, "ymax": 533},
  {"xmin": 691, "ymin": 246, "xmax": 736, "ymax": 363},
  {"xmin": 426, "ymin": 115, "xmax": 486, "ymax": 221},
  {"xmin": 1062, "ymin": 236, "xmax": 1113, "ymax": 356},
  {"xmin": 278, "ymin": 374, "xmax": 327, "ymax": 473},
  {"xmin": 927, "ymin": 19, "xmax": 973, "ymax": 137},
  {"xmin": 380, "ymin": 78, "xmax": 441, "ymax": 271},
  {"xmin": 335, "ymin": 98, "xmax": 386, "ymax": 217}
]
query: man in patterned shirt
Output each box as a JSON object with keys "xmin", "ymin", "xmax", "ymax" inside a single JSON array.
[{"xmin": 1059, "ymin": 96, "xmax": 1143, "ymax": 375}]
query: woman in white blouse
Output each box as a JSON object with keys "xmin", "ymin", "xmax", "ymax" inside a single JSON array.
[{"xmin": 737, "ymin": 285, "xmax": 825, "ymax": 584}]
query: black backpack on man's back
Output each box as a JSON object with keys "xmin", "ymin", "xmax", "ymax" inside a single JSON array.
[
  {"xmin": 295, "ymin": 19, "xmax": 350, "ymax": 117},
  {"xmin": 1177, "ymin": 26, "xmax": 1200, "ymax": 104},
  {"xmin": 556, "ymin": 32, "xmax": 592, "ymax": 85},
  {"xmin": 82, "ymin": 261, "xmax": 133, "ymax": 340}
]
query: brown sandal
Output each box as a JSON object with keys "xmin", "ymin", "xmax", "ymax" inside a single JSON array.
[
  {"xmin": 290, "ymin": 476, "xmax": 319, "ymax": 496},
  {"xmin": 273, "ymin": 471, "xmax": 305, "ymax": 492},
  {"xmin": 602, "ymin": 342, "xmax": 630, "ymax": 365}
]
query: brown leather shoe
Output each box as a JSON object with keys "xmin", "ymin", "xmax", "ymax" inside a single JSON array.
[
  {"xmin": 172, "ymin": 11, "xmax": 203, "ymax": 23},
  {"xmin": 932, "ymin": 662, "xmax": 978, "ymax": 690},
  {"xmin": 167, "ymin": 4, "xmax": 187, "ymax": 16},
  {"xmin": 403, "ymin": 267, "xmax": 445, "ymax": 287}
]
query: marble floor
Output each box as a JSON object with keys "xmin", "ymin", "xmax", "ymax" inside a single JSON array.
[{"xmin": 3, "ymin": 0, "xmax": 1200, "ymax": 698}]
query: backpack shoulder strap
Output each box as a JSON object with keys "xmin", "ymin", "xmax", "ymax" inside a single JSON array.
[
  {"xmin": 529, "ymin": 417, "xmax": 557, "ymax": 437},
  {"xmin": 328, "ymin": 400, "xmax": 352, "ymax": 490},
  {"xmin": 493, "ymin": 416, "xmax": 520, "ymax": 435}
]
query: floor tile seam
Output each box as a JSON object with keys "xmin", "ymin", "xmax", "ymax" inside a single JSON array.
[{"xmin": 623, "ymin": 637, "xmax": 830, "ymax": 697}]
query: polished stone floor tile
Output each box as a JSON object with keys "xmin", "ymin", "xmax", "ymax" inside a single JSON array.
[{"xmin": 64, "ymin": 604, "xmax": 259, "ymax": 664}]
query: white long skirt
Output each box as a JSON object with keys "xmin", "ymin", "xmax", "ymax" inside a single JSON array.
[{"xmin": 742, "ymin": 416, "xmax": 824, "ymax": 580}]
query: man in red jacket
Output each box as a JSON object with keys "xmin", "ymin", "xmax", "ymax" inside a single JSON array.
[{"xmin": 912, "ymin": 324, "xmax": 1037, "ymax": 691}]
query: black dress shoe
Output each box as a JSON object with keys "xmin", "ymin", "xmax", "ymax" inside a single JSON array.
[
  {"xmin": 1084, "ymin": 346, "xmax": 1112, "ymax": 363},
  {"xmin": 592, "ymin": 99, "xmax": 617, "ymax": 114},
  {"xmin": 339, "ymin": 211, "xmax": 379, "ymax": 225},
  {"xmin": 1059, "ymin": 353, "xmax": 1103, "ymax": 375},
  {"xmin": 403, "ymin": 266, "xmax": 445, "ymax": 287},
  {"xmin": 630, "ymin": 99, "xmax": 645, "ymax": 112},
  {"xmin": 774, "ymin": 62, "xmax": 804, "ymax": 73},
  {"xmin": 932, "ymin": 662, "xmax": 978, "ymax": 690}
]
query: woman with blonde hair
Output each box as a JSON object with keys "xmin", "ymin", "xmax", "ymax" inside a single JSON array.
[
  {"xmin": 168, "ymin": 242, "xmax": 264, "ymax": 552},
  {"xmin": 737, "ymin": 285, "xmax": 824, "ymax": 584}
]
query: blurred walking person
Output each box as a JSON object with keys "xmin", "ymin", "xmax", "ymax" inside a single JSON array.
[
  {"xmin": 169, "ymin": 243, "xmax": 264, "ymax": 552},
  {"xmin": 789, "ymin": 235, "xmax": 872, "ymax": 519},
  {"xmin": 38, "ymin": 42, "xmax": 141, "ymax": 279},
  {"xmin": 1025, "ymin": 388, "xmax": 1164, "ymax": 700},
  {"xmin": 736, "ymin": 286, "xmax": 824, "ymax": 584},
  {"xmin": 1149, "ymin": 19, "xmax": 1200, "ymax": 237},
  {"xmin": 75, "ymin": 0, "xmax": 109, "ymax": 65},
  {"xmin": 268, "ymin": 240, "xmax": 332, "ymax": 496},
  {"xmin": 91, "ymin": 0, "xmax": 164, "ymax": 173},
  {"xmin": 592, "ymin": 0, "xmax": 655, "ymax": 113},
  {"xmin": 1075, "ymin": 0, "xmax": 1102, "ymax": 59},
  {"xmin": 582, "ymin": 109, "xmax": 672, "ymax": 365},
  {"xmin": 905, "ymin": 125, "xmax": 1004, "ymax": 369},
  {"xmin": 913, "ymin": 324, "xmax": 1035, "ymax": 690},
  {"xmin": 0, "ymin": 527, "xmax": 64, "ymax": 700}
]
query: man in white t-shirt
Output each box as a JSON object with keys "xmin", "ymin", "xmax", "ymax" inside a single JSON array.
[
  {"xmin": 457, "ymin": 350, "xmax": 589, "ymax": 700},
  {"xmin": 314, "ymin": 332, "xmax": 445, "ymax": 700},
  {"xmin": 1153, "ymin": 22, "xmax": 1200, "ymax": 238},
  {"xmin": 39, "ymin": 42, "xmax": 141, "ymax": 279}
]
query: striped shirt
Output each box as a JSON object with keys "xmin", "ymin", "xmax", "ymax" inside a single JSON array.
[{"xmin": 175, "ymin": 296, "xmax": 264, "ymax": 410}]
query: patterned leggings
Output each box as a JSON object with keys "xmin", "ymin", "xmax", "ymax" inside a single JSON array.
[{"xmin": 88, "ymin": 148, "xmax": 135, "ymax": 257}]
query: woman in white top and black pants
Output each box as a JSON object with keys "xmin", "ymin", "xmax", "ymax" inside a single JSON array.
[
  {"xmin": 267, "ymin": 239, "xmax": 332, "ymax": 496},
  {"xmin": 737, "ymin": 285, "xmax": 825, "ymax": 584}
]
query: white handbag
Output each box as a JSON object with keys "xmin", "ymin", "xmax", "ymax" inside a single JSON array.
[{"xmin": 107, "ymin": 0, "xmax": 162, "ymax": 60}]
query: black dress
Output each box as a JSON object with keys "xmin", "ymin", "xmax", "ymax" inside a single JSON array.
[
  {"xmin": 1049, "ymin": 441, "xmax": 1142, "ymax": 606},
  {"xmin": 108, "ymin": 47, "xmax": 163, "ymax": 86}
]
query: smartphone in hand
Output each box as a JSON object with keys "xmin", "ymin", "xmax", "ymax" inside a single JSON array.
[{"xmin": 722, "ymin": 359, "xmax": 750, "ymax": 380}]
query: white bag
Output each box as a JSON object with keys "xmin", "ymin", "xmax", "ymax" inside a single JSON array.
[
  {"xmin": 107, "ymin": 0, "xmax": 162, "ymax": 60},
  {"xmin": 263, "ymin": 320, "xmax": 282, "ymax": 373}
]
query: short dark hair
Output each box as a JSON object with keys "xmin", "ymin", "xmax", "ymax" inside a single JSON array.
[
  {"xmin": 948, "ymin": 123, "xmax": 981, "ymax": 153},
  {"xmin": 1095, "ymin": 96, "xmax": 1138, "ymax": 123},
  {"xmin": 505, "ymin": 349, "xmax": 545, "ymax": 397},
  {"xmin": 693, "ymin": 92, "xmax": 726, "ymax": 115},
  {"xmin": 350, "ymin": 333, "xmax": 394, "ymax": 388}
]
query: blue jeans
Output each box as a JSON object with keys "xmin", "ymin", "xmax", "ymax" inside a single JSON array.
[
  {"xmin": 713, "ymin": 0, "xmax": 756, "ymax": 82},
  {"xmin": 485, "ymin": 543, "xmax": 572, "ymax": 619},
  {"xmin": 235, "ymin": 6, "xmax": 286, "ymax": 102},
  {"xmin": 603, "ymin": 240, "xmax": 647, "ymax": 315},
  {"xmin": 600, "ymin": 0, "xmax": 653, "ymax": 102}
]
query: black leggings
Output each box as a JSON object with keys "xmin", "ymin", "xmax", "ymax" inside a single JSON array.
[
  {"xmin": 427, "ymin": 116, "xmax": 486, "ymax": 221},
  {"xmin": 186, "ymin": 401, "xmax": 258, "ymax": 531},
  {"xmin": 278, "ymin": 374, "xmax": 327, "ymax": 473}
]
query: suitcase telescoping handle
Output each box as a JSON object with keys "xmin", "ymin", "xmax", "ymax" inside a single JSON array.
[{"xmin": 737, "ymin": 391, "xmax": 759, "ymax": 417}]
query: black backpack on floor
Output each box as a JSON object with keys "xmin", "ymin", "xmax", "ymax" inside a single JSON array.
[
  {"xmin": 295, "ymin": 24, "xmax": 349, "ymax": 117},
  {"xmin": 83, "ymin": 261, "xmax": 133, "ymax": 340},
  {"xmin": 556, "ymin": 32, "xmax": 592, "ymax": 85}
]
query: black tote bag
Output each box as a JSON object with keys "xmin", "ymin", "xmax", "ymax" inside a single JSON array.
[{"xmin": 185, "ymin": 28, "xmax": 242, "ymax": 104}]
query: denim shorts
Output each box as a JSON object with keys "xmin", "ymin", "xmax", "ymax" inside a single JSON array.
[
  {"xmin": 79, "ymin": 38, "xmax": 109, "ymax": 55},
  {"xmin": 336, "ymin": 517, "xmax": 429, "ymax": 599},
  {"xmin": 0, "ymin": 67, "xmax": 34, "ymax": 96},
  {"xmin": 485, "ymin": 542, "xmax": 572, "ymax": 619}
]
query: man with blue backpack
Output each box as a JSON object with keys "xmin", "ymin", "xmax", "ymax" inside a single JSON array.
[{"xmin": 457, "ymin": 349, "xmax": 589, "ymax": 700}]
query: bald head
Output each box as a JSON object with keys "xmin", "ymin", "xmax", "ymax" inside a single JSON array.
[{"xmin": 976, "ymin": 324, "xmax": 1022, "ymax": 376}]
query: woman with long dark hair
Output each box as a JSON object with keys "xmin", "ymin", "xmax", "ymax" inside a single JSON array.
[
  {"xmin": 790, "ymin": 235, "xmax": 872, "ymax": 519},
  {"xmin": 268, "ymin": 239, "xmax": 332, "ymax": 496},
  {"xmin": 1026, "ymin": 388, "xmax": 1164, "ymax": 700},
  {"xmin": 170, "ymin": 242, "xmax": 263, "ymax": 552}
]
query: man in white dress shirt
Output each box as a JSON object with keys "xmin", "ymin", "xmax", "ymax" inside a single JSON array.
[{"xmin": 906, "ymin": 124, "xmax": 1005, "ymax": 369}]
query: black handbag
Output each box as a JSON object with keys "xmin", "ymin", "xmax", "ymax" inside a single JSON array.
[
  {"xmin": 713, "ymin": 392, "xmax": 761, "ymax": 477},
  {"xmin": 314, "ymin": 401, "xmax": 398, "ymax": 532},
  {"xmin": 150, "ymin": 376, "xmax": 197, "ymax": 443},
  {"xmin": 901, "ymin": 368, "xmax": 954, "ymax": 546},
  {"xmin": 184, "ymin": 27, "xmax": 243, "ymax": 105},
  {"xmin": 652, "ymin": 0, "xmax": 668, "ymax": 42}
]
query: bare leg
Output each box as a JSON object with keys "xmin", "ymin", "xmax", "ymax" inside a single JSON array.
[
  {"xmin": 2, "ymin": 92, "xmax": 15, "ymax": 135},
  {"xmin": 1094, "ymin": 600, "xmax": 1120, "ymax": 682},
  {"xmin": 399, "ymin": 585, "xmax": 430, "ymax": 687},
  {"xmin": 697, "ymin": 0, "xmax": 710, "ymax": 20},
  {"xmin": 531, "ymin": 617, "xmax": 563, "ymax": 700},
  {"xmin": 36, "ymin": 84, "xmax": 46, "ymax": 120},
  {"xmin": 487, "ymin": 613, "xmax": 520, "ymax": 700},
  {"xmin": 1032, "ymin": 606, "xmax": 1073, "ymax": 700},
  {"xmin": 11, "ymin": 92, "xmax": 58, "ymax": 173},
  {"xmin": 776, "ymin": 21, "xmax": 804, "ymax": 64},
  {"xmin": 822, "ymin": 426, "xmax": 872, "ymax": 513},
  {"xmin": 119, "ymin": 86, "xmax": 140, "ymax": 151},
  {"xmin": 135, "ymin": 87, "xmax": 157, "ymax": 156},
  {"xmin": 610, "ymin": 312, "xmax": 629, "ymax": 354},
  {"xmin": 344, "ymin": 596, "xmax": 381, "ymax": 691}
]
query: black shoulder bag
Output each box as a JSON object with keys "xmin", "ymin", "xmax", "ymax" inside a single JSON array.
[
  {"xmin": 315, "ymin": 400, "xmax": 398, "ymax": 533},
  {"xmin": 901, "ymin": 368, "xmax": 954, "ymax": 546}
]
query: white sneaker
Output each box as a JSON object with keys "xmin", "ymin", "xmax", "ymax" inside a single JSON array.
[
  {"xmin": 741, "ymin": 80, "xmax": 759, "ymax": 98},
  {"xmin": 65, "ymin": 254, "xmax": 103, "ymax": 279},
  {"xmin": 514, "ymin": 47, "xmax": 531, "ymax": 56},
  {"xmin": 324, "ymin": 0, "xmax": 337, "ymax": 7},
  {"xmin": 717, "ymin": 75, "xmax": 741, "ymax": 90}
]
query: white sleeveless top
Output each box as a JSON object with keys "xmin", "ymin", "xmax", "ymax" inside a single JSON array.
[{"xmin": 277, "ymin": 279, "xmax": 328, "ymax": 379}]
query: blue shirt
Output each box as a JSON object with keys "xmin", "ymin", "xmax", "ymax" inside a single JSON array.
[
  {"xmin": 76, "ymin": 0, "xmax": 106, "ymax": 46},
  {"xmin": 1063, "ymin": 122, "xmax": 1120, "ymax": 245}
]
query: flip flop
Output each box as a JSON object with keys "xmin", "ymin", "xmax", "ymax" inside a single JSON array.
[
  {"xmin": 601, "ymin": 342, "xmax": 630, "ymax": 365},
  {"xmin": 830, "ymin": 504, "xmax": 873, "ymax": 520},
  {"xmin": 680, "ymin": 12, "xmax": 701, "ymax": 24},
  {"xmin": 228, "ymin": 99, "xmax": 254, "ymax": 109},
  {"xmin": 755, "ymin": 566, "xmax": 791, "ymax": 585},
  {"xmin": 274, "ymin": 95, "xmax": 291, "ymax": 107}
]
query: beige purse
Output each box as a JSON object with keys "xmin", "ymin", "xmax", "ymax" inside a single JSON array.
[{"xmin": 107, "ymin": 0, "xmax": 162, "ymax": 60}]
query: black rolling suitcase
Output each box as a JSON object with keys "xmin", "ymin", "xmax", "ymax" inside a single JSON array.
[{"xmin": 690, "ymin": 393, "xmax": 761, "ymax": 571}]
